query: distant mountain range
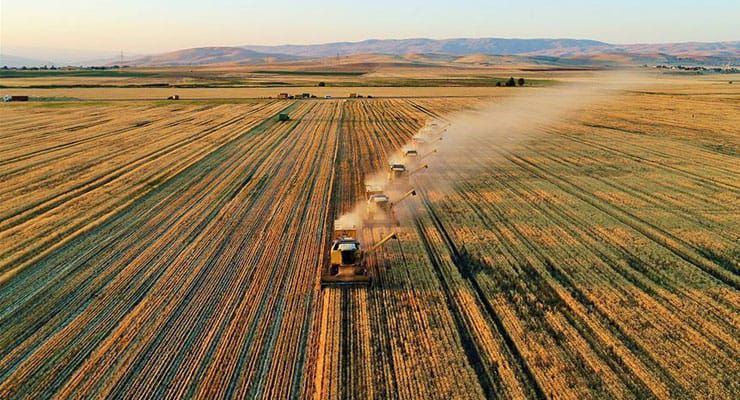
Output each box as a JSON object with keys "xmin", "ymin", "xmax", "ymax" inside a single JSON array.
[
  {"xmin": 0, "ymin": 54, "xmax": 52, "ymax": 68},
  {"xmin": 242, "ymin": 38, "xmax": 610, "ymax": 58},
  {"xmin": 128, "ymin": 38, "xmax": 738, "ymax": 67},
  {"xmin": 4, "ymin": 38, "xmax": 738, "ymax": 68},
  {"xmin": 241, "ymin": 38, "xmax": 740, "ymax": 60}
]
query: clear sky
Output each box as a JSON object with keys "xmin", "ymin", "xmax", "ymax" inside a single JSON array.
[{"xmin": 1, "ymin": 0, "xmax": 738, "ymax": 54}]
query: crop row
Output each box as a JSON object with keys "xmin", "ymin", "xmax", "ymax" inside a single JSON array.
[{"xmin": 408, "ymin": 91, "xmax": 738, "ymax": 398}]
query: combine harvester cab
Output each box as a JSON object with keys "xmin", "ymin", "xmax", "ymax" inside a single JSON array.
[{"xmin": 321, "ymin": 220, "xmax": 398, "ymax": 288}]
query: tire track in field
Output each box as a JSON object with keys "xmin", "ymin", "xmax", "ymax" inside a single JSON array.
[{"xmin": 508, "ymin": 153, "xmax": 739, "ymax": 285}]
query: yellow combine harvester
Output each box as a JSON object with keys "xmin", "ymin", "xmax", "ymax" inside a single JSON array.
[
  {"xmin": 403, "ymin": 148, "xmax": 437, "ymax": 166},
  {"xmin": 403, "ymin": 148, "xmax": 419, "ymax": 158},
  {"xmin": 387, "ymin": 163, "xmax": 428, "ymax": 184},
  {"xmin": 321, "ymin": 220, "xmax": 398, "ymax": 287},
  {"xmin": 412, "ymin": 135, "xmax": 443, "ymax": 147},
  {"xmin": 365, "ymin": 189, "xmax": 416, "ymax": 226}
]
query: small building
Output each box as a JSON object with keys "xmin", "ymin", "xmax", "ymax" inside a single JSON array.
[
  {"xmin": 278, "ymin": 113, "xmax": 290, "ymax": 122},
  {"xmin": 3, "ymin": 95, "xmax": 29, "ymax": 102},
  {"xmin": 277, "ymin": 93, "xmax": 289, "ymax": 99}
]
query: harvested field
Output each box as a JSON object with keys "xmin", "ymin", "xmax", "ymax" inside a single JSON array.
[{"xmin": 0, "ymin": 80, "xmax": 738, "ymax": 399}]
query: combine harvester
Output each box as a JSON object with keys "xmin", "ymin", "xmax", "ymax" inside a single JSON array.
[
  {"xmin": 403, "ymin": 147, "xmax": 438, "ymax": 165},
  {"xmin": 387, "ymin": 162, "xmax": 428, "ymax": 186},
  {"xmin": 364, "ymin": 188, "xmax": 417, "ymax": 226},
  {"xmin": 412, "ymin": 134, "xmax": 443, "ymax": 148},
  {"xmin": 413, "ymin": 119, "xmax": 447, "ymax": 147},
  {"xmin": 321, "ymin": 221, "xmax": 398, "ymax": 287}
]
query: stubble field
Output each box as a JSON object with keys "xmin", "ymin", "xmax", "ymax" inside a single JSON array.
[{"xmin": 0, "ymin": 75, "xmax": 738, "ymax": 399}]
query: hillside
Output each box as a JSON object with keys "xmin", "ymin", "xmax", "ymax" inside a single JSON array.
[
  {"xmin": 242, "ymin": 38, "xmax": 610, "ymax": 57},
  {"xmin": 128, "ymin": 39, "xmax": 739, "ymax": 67},
  {"xmin": 125, "ymin": 47, "xmax": 298, "ymax": 66},
  {"xmin": 242, "ymin": 38, "xmax": 739, "ymax": 60}
]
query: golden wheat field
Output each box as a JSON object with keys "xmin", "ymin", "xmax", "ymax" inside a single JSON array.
[{"xmin": 0, "ymin": 71, "xmax": 738, "ymax": 399}]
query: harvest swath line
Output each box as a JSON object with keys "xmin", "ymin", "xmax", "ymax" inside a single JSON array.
[{"xmin": 416, "ymin": 192, "xmax": 547, "ymax": 399}]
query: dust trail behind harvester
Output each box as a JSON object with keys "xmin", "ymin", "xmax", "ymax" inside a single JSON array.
[
  {"xmin": 402, "ymin": 72, "xmax": 644, "ymax": 211},
  {"xmin": 338, "ymin": 71, "xmax": 643, "ymax": 228}
]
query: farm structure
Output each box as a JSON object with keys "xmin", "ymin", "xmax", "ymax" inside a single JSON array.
[{"xmin": 0, "ymin": 90, "xmax": 738, "ymax": 399}]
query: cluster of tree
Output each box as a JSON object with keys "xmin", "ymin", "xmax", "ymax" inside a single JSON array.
[
  {"xmin": 495, "ymin": 77, "xmax": 526, "ymax": 87},
  {"xmin": 654, "ymin": 65, "xmax": 738, "ymax": 73},
  {"xmin": 2, "ymin": 65, "xmax": 57, "ymax": 70}
]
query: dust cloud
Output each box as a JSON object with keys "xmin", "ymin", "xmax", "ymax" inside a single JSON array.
[{"xmin": 338, "ymin": 71, "xmax": 645, "ymax": 231}]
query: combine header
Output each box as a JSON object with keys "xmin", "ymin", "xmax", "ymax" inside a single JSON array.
[{"xmin": 321, "ymin": 220, "xmax": 398, "ymax": 287}]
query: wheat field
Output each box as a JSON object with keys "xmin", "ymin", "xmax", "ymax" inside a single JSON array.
[{"xmin": 0, "ymin": 75, "xmax": 738, "ymax": 399}]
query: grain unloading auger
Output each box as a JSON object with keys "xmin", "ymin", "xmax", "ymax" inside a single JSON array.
[
  {"xmin": 321, "ymin": 222, "xmax": 398, "ymax": 287},
  {"xmin": 364, "ymin": 188, "xmax": 417, "ymax": 226}
]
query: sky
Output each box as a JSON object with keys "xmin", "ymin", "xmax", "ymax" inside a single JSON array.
[{"xmin": 1, "ymin": 0, "xmax": 739, "ymax": 57}]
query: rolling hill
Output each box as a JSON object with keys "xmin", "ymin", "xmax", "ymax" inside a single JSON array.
[
  {"xmin": 241, "ymin": 38, "xmax": 739, "ymax": 60},
  {"xmin": 114, "ymin": 39, "xmax": 740, "ymax": 67},
  {"xmin": 242, "ymin": 38, "xmax": 610, "ymax": 58},
  {"xmin": 125, "ymin": 47, "xmax": 298, "ymax": 66}
]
